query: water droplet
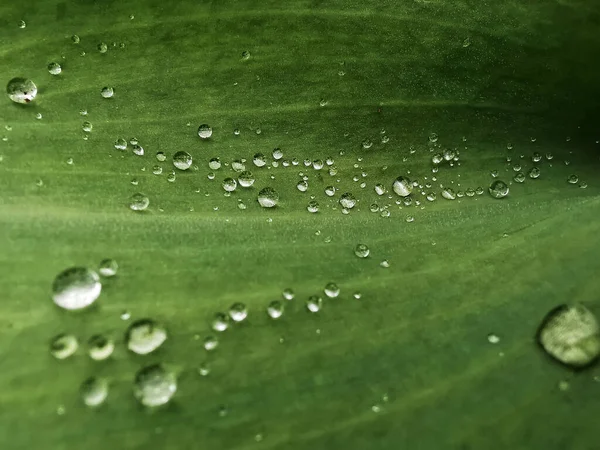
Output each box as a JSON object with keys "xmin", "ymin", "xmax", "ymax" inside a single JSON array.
[
  {"xmin": 82, "ymin": 121, "xmax": 93, "ymax": 133},
  {"xmin": 211, "ymin": 312, "xmax": 230, "ymax": 332},
  {"xmin": 443, "ymin": 149, "xmax": 455, "ymax": 161},
  {"xmin": 324, "ymin": 186, "xmax": 336, "ymax": 197},
  {"xmin": 528, "ymin": 167, "xmax": 541, "ymax": 179},
  {"xmin": 513, "ymin": 172, "xmax": 525, "ymax": 183},
  {"xmin": 354, "ymin": 243, "xmax": 370, "ymax": 258},
  {"xmin": 173, "ymin": 151, "xmax": 192, "ymax": 170},
  {"xmin": 392, "ymin": 176, "xmax": 413, "ymax": 197},
  {"xmin": 121, "ymin": 311, "xmax": 131, "ymax": 320},
  {"xmin": 428, "ymin": 132, "xmax": 438, "ymax": 143},
  {"xmin": 488, "ymin": 180, "xmax": 509, "ymax": 199},
  {"xmin": 131, "ymin": 144, "xmax": 144, "ymax": 156},
  {"xmin": 296, "ymin": 180, "xmax": 309, "ymax": 192},
  {"xmin": 361, "ymin": 139, "xmax": 373, "ymax": 149},
  {"xmin": 52, "ymin": 267, "xmax": 101, "ymax": 310},
  {"xmin": 306, "ymin": 295, "xmax": 323, "ymax": 313},
  {"xmin": 272, "ymin": 148, "xmax": 283, "ymax": 160},
  {"xmin": 97, "ymin": 42, "xmax": 108, "ymax": 53},
  {"xmin": 71, "ymin": 34, "xmax": 80, "ymax": 43},
  {"xmin": 546, "ymin": 153, "xmax": 554, "ymax": 160},
  {"xmin": 126, "ymin": 319, "xmax": 167, "ymax": 355},
  {"xmin": 241, "ymin": 50, "xmax": 251, "ymax": 60},
  {"xmin": 339, "ymin": 192, "xmax": 357, "ymax": 209},
  {"xmin": 537, "ymin": 304, "xmax": 600, "ymax": 368},
  {"xmin": 229, "ymin": 303, "xmax": 248, "ymax": 322},
  {"xmin": 6, "ymin": 78, "xmax": 37, "ymax": 104},
  {"xmin": 487, "ymin": 334, "xmax": 500, "ymax": 344},
  {"xmin": 353, "ymin": 292, "xmax": 362, "ymax": 299},
  {"xmin": 307, "ymin": 200, "xmax": 319, "ymax": 213},
  {"xmin": 282, "ymin": 288, "xmax": 294, "ymax": 300},
  {"xmin": 133, "ymin": 364, "xmax": 177, "ymax": 407},
  {"xmin": 80, "ymin": 377, "xmax": 109, "ymax": 407},
  {"xmin": 257, "ymin": 187, "xmax": 279, "ymax": 208},
  {"xmin": 114, "ymin": 138, "xmax": 127, "ymax": 150},
  {"xmin": 204, "ymin": 335, "xmax": 219, "ymax": 351},
  {"xmin": 18, "ymin": 20, "xmax": 26, "ymax": 29},
  {"xmin": 100, "ymin": 87, "xmax": 114, "ymax": 98},
  {"xmin": 50, "ymin": 334, "xmax": 79, "ymax": 359},
  {"xmin": 567, "ymin": 174, "xmax": 579, "ymax": 184},
  {"xmin": 222, "ymin": 178, "xmax": 237, "ymax": 192},
  {"xmin": 462, "ymin": 37, "xmax": 471, "ymax": 47},
  {"xmin": 208, "ymin": 157, "xmax": 221, "ymax": 170},
  {"xmin": 167, "ymin": 172, "xmax": 176, "ymax": 182},
  {"xmin": 130, "ymin": 193, "xmax": 149, "ymax": 211},
  {"xmin": 197, "ymin": 124, "xmax": 212, "ymax": 139},
  {"xmin": 238, "ymin": 171, "xmax": 255, "ymax": 187},
  {"xmin": 197, "ymin": 362, "xmax": 210, "ymax": 376},
  {"xmin": 98, "ymin": 258, "xmax": 118, "ymax": 277},
  {"xmin": 267, "ymin": 300, "xmax": 284, "ymax": 319},
  {"xmin": 48, "ymin": 62, "xmax": 62, "ymax": 75},
  {"xmin": 324, "ymin": 282, "xmax": 340, "ymax": 298},
  {"xmin": 426, "ymin": 192, "xmax": 436, "ymax": 201},
  {"xmin": 253, "ymin": 153, "xmax": 267, "ymax": 167},
  {"xmin": 441, "ymin": 187, "xmax": 456, "ymax": 200},
  {"xmin": 152, "ymin": 165, "xmax": 163, "ymax": 175},
  {"xmin": 380, "ymin": 259, "xmax": 390, "ymax": 268},
  {"xmin": 88, "ymin": 335, "xmax": 114, "ymax": 360}
]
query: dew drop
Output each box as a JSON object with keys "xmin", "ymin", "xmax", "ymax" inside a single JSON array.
[
  {"xmin": 100, "ymin": 86, "xmax": 114, "ymax": 98},
  {"xmin": 129, "ymin": 193, "xmax": 149, "ymax": 211},
  {"xmin": 354, "ymin": 243, "xmax": 370, "ymax": 258},
  {"xmin": 488, "ymin": 180, "xmax": 509, "ymax": 199},
  {"xmin": 282, "ymin": 288, "xmax": 294, "ymax": 300},
  {"xmin": 198, "ymin": 124, "xmax": 212, "ymax": 139},
  {"xmin": 52, "ymin": 267, "xmax": 101, "ymax": 310},
  {"xmin": 211, "ymin": 312, "xmax": 230, "ymax": 332},
  {"xmin": 324, "ymin": 282, "xmax": 340, "ymax": 298},
  {"xmin": 173, "ymin": 151, "xmax": 192, "ymax": 170},
  {"xmin": 6, "ymin": 78, "xmax": 37, "ymax": 104},
  {"xmin": 88, "ymin": 335, "xmax": 115, "ymax": 360},
  {"xmin": 537, "ymin": 304, "xmax": 600, "ymax": 368},
  {"xmin": 392, "ymin": 176, "xmax": 413, "ymax": 197},
  {"xmin": 80, "ymin": 377, "xmax": 109, "ymax": 407},
  {"xmin": 50, "ymin": 334, "xmax": 79, "ymax": 359},
  {"xmin": 48, "ymin": 62, "xmax": 62, "ymax": 75},
  {"xmin": 125, "ymin": 319, "xmax": 167, "ymax": 355},
  {"xmin": 339, "ymin": 192, "xmax": 357, "ymax": 209},
  {"xmin": 257, "ymin": 187, "xmax": 279, "ymax": 208},
  {"xmin": 229, "ymin": 303, "xmax": 248, "ymax": 322},
  {"xmin": 204, "ymin": 335, "xmax": 219, "ymax": 351},
  {"xmin": 133, "ymin": 364, "xmax": 177, "ymax": 407},
  {"xmin": 238, "ymin": 171, "xmax": 255, "ymax": 187},
  {"xmin": 114, "ymin": 138, "xmax": 127, "ymax": 150},
  {"xmin": 267, "ymin": 300, "xmax": 284, "ymax": 319},
  {"xmin": 98, "ymin": 258, "xmax": 118, "ymax": 277},
  {"xmin": 306, "ymin": 295, "xmax": 323, "ymax": 313}
]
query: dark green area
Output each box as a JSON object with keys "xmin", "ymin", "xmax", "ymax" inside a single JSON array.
[{"xmin": 1, "ymin": 0, "xmax": 599, "ymax": 449}]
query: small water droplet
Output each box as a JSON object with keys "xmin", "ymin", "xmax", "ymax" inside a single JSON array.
[
  {"xmin": 88, "ymin": 335, "xmax": 115, "ymax": 360},
  {"xmin": 50, "ymin": 334, "xmax": 79, "ymax": 359},
  {"xmin": 48, "ymin": 62, "xmax": 62, "ymax": 75},
  {"xmin": 229, "ymin": 303, "xmax": 248, "ymax": 322},
  {"xmin": 80, "ymin": 377, "xmax": 109, "ymax": 407},
  {"xmin": 392, "ymin": 176, "xmax": 413, "ymax": 197},
  {"xmin": 198, "ymin": 124, "xmax": 212, "ymax": 139},
  {"xmin": 324, "ymin": 282, "xmax": 340, "ymax": 298},
  {"xmin": 267, "ymin": 300, "xmax": 284, "ymax": 319},
  {"xmin": 488, "ymin": 180, "xmax": 509, "ymax": 199},
  {"xmin": 173, "ymin": 151, "xmax": 192, "ymax": 170},
  {"xmin": 98, "ymin": 258, "xmax": 118, "ymax": 277},
  {"xmin": 100, "ymin": 86, "xmax": 114, "ymax": 98},
  {"xmin": 354, "ymin": 243, "xmax": 370, "ymax": 258},
  {"xmin": 306, "ymin": 295, "xmax": 323, "ymax": 313}
]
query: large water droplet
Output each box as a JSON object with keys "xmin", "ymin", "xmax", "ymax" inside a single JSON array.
[
  {"xmin": 392, "ymin": 176, "xmax": 413, "ymax": 197},
  {"xmin": 126, "ymin": 319, "xmax": 167, "ymax": 355},
  {"xmin": 339, "ymin": 192, "xmax": 356, "ymax": 209},
  {"xmin": 80, "ymin": 377, "xmax": 109, "ymax": 407},
  {"xmin": 198, "ymin": 124, "xmax": 212, "ymax": 139},
  {"xmin": 211, "ymin": 312, "xmax": 230, "ymax": 332},
  {"xmin": 129, "ymin": 193, "xmax": 150, "ymax": 211},
  {"xmin": 488, "ymin": 180, "xmax": 509, "ymax": 199},
  {"xmin": 173, "ymin": 151, "xmax": 192, "ymax": 170},
  {"xmin": 238, "ymin": 171, "xmax": 255, "ymax": 187},
  {"xmin": 52, "ymin": 267, "xmax": 101, "ymax": 310},
  {"xmin": 257, "ymin": 187, "xmax": 279, "ymax": 208},
  {"xmin": 133, "ymin": 364, "xmax": 177, "ymax": 407},
  {"xmin": 537, "ymin": 304, "xmax": 600, "ymax": 368},
  {"xmin": 50, "ymin": 334, "xmax": 79, "ymax": 359},
  {"xmin": 6, "ymin": 77, "xmax": 37, "ymax": 104}
]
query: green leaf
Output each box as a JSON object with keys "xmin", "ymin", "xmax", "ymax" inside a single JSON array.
[{"xmin": 1, "ymin": 0, "xmax": 600, "ymax": 449}]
